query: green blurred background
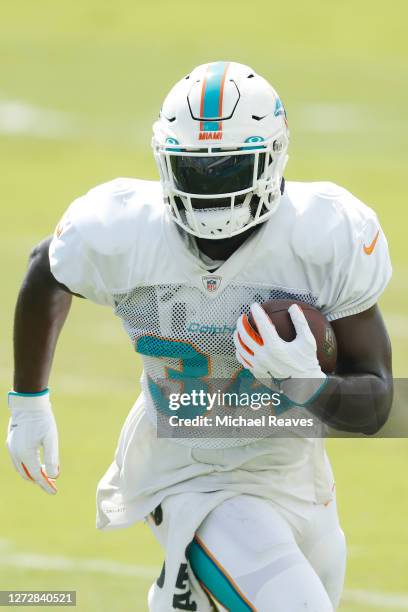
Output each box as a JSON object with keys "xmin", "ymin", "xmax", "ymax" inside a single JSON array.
[{"xmin": 1, "ymin": 1, "xmax": 407, "ymax": 610}]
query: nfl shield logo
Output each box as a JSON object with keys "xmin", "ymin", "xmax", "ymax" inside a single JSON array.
[{"xmin": 202, "ymin": 275, "xmax": 222, "ymax": 292}]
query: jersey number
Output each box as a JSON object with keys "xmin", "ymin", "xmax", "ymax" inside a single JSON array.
[{"xmin": 136, "ymin": 335, "xmax": 287, "ymax": 416}]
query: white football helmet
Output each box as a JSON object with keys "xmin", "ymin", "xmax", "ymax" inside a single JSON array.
[{"xmin": 152, "ymin": 61, "xmax": 289, "ymax": 239}]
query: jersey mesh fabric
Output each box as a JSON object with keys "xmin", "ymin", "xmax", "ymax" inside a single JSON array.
[{"xmin": 114, "ymin": 282, "xmax": 318, "ymax": 449}]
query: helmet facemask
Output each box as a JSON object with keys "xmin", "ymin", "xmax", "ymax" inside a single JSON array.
[{"xmin": 153, "ymin": 136, "xmax": 288, "ymax": 239}]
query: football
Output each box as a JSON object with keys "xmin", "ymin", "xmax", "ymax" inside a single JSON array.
[{"xmin": 248, "ymin": 298, "xmax": 337, "ymax": 374}]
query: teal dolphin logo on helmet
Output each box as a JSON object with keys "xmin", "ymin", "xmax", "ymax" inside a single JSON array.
[{"xmin": 244, "ymin": 136, "xmax": 265, "ymax": 150}]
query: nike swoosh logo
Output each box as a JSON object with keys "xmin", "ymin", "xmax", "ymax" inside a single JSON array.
[{"xmin": 363, "ymin": 230, "xmax": 380, "ymax": 255}]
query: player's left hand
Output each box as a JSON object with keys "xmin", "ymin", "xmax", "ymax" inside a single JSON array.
[{"xmin": 234, "ymin": 303, "xmax": 327, "ymax": 404}]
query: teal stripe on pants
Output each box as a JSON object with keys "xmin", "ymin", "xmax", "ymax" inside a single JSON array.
[{"xmin": 188, "ymin": 538, "xmax": 253, "ymax": 611}]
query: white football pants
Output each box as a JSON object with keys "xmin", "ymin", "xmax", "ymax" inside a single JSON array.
[{"xmin": 188, "ymin": 494, "xmax": 346, "ymax": 611}]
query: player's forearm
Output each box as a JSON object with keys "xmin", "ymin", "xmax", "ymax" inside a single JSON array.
[
  {"xmin": 13, "ymin": 238, "xmax": 72, "ymax": 393},
  {"xmin": 308, "ymin": 373, "xmax": 393, "ymax": 435}
]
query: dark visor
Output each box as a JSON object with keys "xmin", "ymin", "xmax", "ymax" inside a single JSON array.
[{"xmin": 170, "ymin": 153, "xmax": 265, "ymax": 195}]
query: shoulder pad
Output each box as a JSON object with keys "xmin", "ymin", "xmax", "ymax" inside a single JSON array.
[
  {"xmin": 286, "ymin": 181, "xmax": 378, "ymax": 265},
  {"xmin": 68, "ymin": 178, "xmax": 164, "ymax": 256}
]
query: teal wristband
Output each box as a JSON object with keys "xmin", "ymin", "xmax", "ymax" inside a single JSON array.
[{"xmin": 8, "ymin": 388, "xmax": 49, "ymax": 398}]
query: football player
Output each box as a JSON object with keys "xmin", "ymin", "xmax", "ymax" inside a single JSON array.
[{"xmin": 7, "ymin": 62, "xmax": 393, "ymax": 611}]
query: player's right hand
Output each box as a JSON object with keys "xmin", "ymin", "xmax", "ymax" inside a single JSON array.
[{"xmin": 6, "ymin": 390, "xmax": 59, "ymax": 495}]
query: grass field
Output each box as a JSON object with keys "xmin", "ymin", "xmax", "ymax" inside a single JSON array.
[{"xmin": 0, "ymin": 1, "xmax": 407, "ymax": 610}]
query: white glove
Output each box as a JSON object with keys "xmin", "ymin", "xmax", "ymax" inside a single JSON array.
[
  {"xmin": 234, "ymin": 303, "xmax": 327, "ymax": 405},
  {"xmin": 7, "ymin": 390, "xmax": 59, "ymax": 495}
]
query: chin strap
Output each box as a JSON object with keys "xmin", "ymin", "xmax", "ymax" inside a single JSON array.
[
  {"xmin": 185, "ymin": 205, "xmax": 251, "ymax": 237},
  {"xmin": 184, "ymin": 192, "xmax": 253, "ymax": 237}
]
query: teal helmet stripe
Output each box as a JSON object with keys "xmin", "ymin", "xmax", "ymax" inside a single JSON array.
[{"xmin": 200, "ymin": 61, "xmax": 229, "ymax": 132}]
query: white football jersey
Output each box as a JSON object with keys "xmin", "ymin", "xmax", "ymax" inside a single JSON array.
[{"xmin": 49, "ymin": 177, "xmax": 392, "ymax": 449}]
